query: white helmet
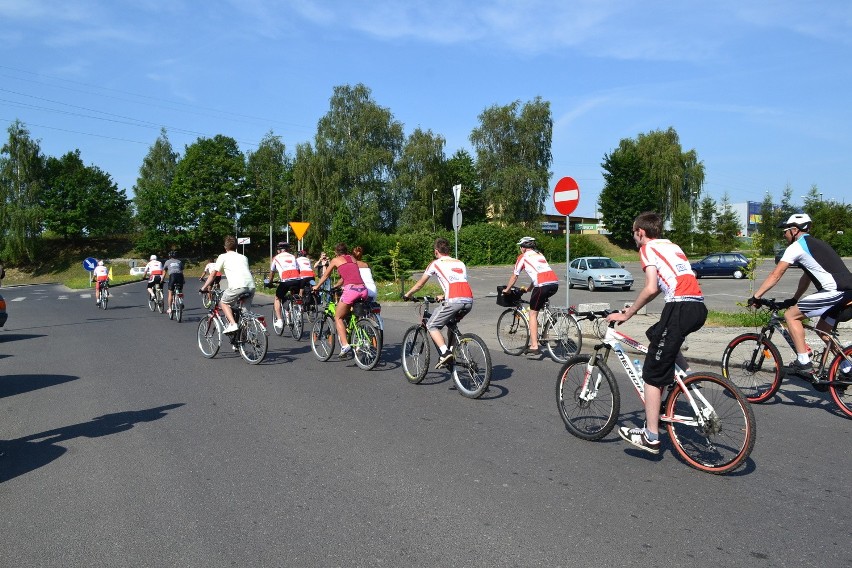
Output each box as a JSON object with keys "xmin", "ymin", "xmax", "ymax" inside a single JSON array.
[
  {"xmin": 97, "ymin": 260, "xmax": 104, "ymax": 266},
  {"xmin": 778, "ymin": 213, "xmax": 812, "ymax": 231},
  {"xmin": 517, "ymin": 236, "xmax": 537, "ymax": 248},
  {"xmin": 150, "ymin": 254, "xmax": 157, "ymax": 261}
]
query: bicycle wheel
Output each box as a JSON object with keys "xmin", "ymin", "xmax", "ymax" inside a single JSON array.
[
  {"xmin": 202, "ymin": 292, "xmax": 214, "ymax": 310},
  {"xmin": 496, "ymin": 308, "xmax": 529, "ymax": 355},
  {"xmin": 290, "ymin": 303, "xmax": 304, "ymax": 341},
  {"xmin": 148, "ymin": 292, "xmax": 156, "ymax": 312},
  {"xmin": 451, "ymin": 333, "xmax": 492, "ymax": 398},
  {"xmin": 720, "ymin": 333, "xmax": 782, "ymax": 403},
  {"xmin": 310, "ymin": 317, "xmax": 336, "ymax": 361},
  {"xmin": 664, "ymin": 372, "xmax": 756, "ymax": 475},
  {"xmin": 352, "ymin": 318, "xmax": 381, "ymax": 371},
  {"xmin": 197, "ymin": 316, "xmax": 221, "ymax": 358},
  {"xmin": 402, "ymin": 326, "xmax": 430, "ymax": 384},
  {"xmin": 828, "ymin": 345, "xmax": 852, "ymax": 418},
  {"xmin": 156, "ymin": 289, "xmax": 164, "ymax": 314},
  {"xmin": 102, "ymin": 292, "xmax": 108, "ymax": 309},
  {"xmin": 168, "ymin": 298, "xmax": 175, "ymax": 320},
  {"xmin": 176, "ymin": 297, "xmax": 183, "ymax": 323},
  {"xmin": 556, "ymin": 355, "xmax": 620, "ymax": 440},
  {"xmin": 272, "ymin": 306, "xmax": 285, "ymax": 336},
  {"xmin": 239, "ymin": 317, "xmax": 268, "ymax": 365},
  {"xmin": 592, "ymin": 317, "xmax": 608, "ymax": 340},
  {"xmin": 543, "ymin": 312, "xmax": 583, "ymax": 364},
  {"xmin": 303, "ymin": 292, "xmax": 319, "ymax": 322},
  {"xmin": 367, "ymin": 312, "xmax": 384, "ymax": 355}
]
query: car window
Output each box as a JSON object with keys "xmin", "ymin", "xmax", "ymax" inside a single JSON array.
[
  {"xmin": 579, "ymin": 259, "xmax": 587, "ymax": 270},
  {"xmin": 570, "ymin": 259, "xmax": 580, "ymax": 269},
  {"xmin": 704, "ymin": 256, "xmax": 718, "ymax": 265}
]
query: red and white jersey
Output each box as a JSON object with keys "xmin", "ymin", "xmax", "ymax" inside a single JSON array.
[
  {"xmin": 513, "ymin": 249, "xmax": 558, "ymax": 287},
  {"xmin": 93, "ymin": 265, "xmax": 109, "ymax": 281},
  {"xmin": 295, "ymin": 256, "xmax": 315, "ymax": 279},
  {"xmin": 270, "ymin": 252, "xmax": 300, "ymax": 282},
  {"xmin": 204, "ymin": 262, "xmax": 221, "ymax": 277},
  {"xmin": 144, "ymin": 260, "xmax": 163, "ymax": 278},
  {"xmin": 639, "ymin": 239, "xmax": 703, "ymax": 302},
  {"xmin": 425, "ymin": 256, "xmax": 473, "ymax": 302}
]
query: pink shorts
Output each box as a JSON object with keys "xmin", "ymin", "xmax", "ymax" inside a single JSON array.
[{"xmin": 341, "ymin": 285, "xmax": 369, "ymax": 305}]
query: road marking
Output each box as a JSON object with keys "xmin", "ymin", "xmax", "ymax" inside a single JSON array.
[
  {"xmin": 58, "ymin": 295, "xmax": 69, "ymax": 300},
  {"xmin": 11, "ymin": 297, "xmax": 25, "ymax": 302}
]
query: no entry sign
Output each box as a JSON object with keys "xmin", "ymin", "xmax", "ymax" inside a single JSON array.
[{"xmin": 553, "ymin": 177, "xmax": 580, "ymax": 216}]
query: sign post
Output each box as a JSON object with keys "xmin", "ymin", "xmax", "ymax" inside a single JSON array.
[
  {"xmin": 553, "ymin": 177, "xmax": 580, "ymax": 307},
  {"xmin": 83, "ymin": 257, "xmax": 97, "ymax": 288}
]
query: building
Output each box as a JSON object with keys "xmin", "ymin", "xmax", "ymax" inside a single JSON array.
[{"xmin": 731, "ymin": 201, "xmax": 766, "ymax": 237}]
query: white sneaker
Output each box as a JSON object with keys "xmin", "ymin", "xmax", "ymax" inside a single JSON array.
[
  {"xmin": 223, "ymin": 322, "xmax": 239, "ymax": 333},
  {"xmin": 273, "ymin": 318, "xmax": 283, "ymax": 331}
]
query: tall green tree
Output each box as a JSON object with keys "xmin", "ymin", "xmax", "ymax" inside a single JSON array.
[
  {"xmin": 802, "ymin": 184, "xmax": 852, "ymax": 255},
  {"xmin": 394, "ymin": 128, "xmax": 446, "ymax": 232},
  {"xmin": 695, "ymin": 196, "xmax": 717, "ymax": 255},
  {"xmin": 0, "ymin": 119, "xmax": 45, "ymax": 263},
  {"xmin": 470, "ymin": 97, "xmax": 552, "ymax": 225},
  {"xmin": 598, "ymin": 139, "xmax": 656, "ymax": 247},
  {"xmin": 291, "ymin": 141, "xmax": 341, "ymax": 253},
  {"xmin": 668, "ymin": 200, "xmax": 694, "ymax": 252},
  {"xmin": 243, "ymin": 131, "xmax": 291, "ymax": 256},
  {"xmin": 446, "ymin": 149, "xmax": 485, "ymax": 228},
  {"xmin": 715, "ymin": 193, "xmax": 742, "ymax": 252},
  {"xmin": 134, "ymin": 128, "xmax": 179, "ymax": 251},
  {"xmin": 42, "ymin": 150, "xmax": 131, "ymax": 239},
  {"xmin": 757, "ymin": 192, "xmax": 779, "ymax": 255}
]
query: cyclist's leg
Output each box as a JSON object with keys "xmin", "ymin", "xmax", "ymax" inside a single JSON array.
[
  {"xmin": 334, "ymin": 301, "xmax": 351, "ymax": 349},
  {"xmin": 528, "ymin": 284, "xmax": 557, "ymax": 351}
]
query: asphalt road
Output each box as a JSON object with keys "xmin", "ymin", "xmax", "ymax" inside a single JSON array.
[{"xmin": 1, "ymin": 274, "xmax": 851, "ymax": 567}]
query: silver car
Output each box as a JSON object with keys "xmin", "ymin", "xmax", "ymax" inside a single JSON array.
[{"xmin": 568, "ymin": 256, "xmax": 634, "ymax": 291}]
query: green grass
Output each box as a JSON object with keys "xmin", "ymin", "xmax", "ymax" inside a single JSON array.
[{"xmin": 705, "ymin": 309, "xmax": 772, "ymax": 328}]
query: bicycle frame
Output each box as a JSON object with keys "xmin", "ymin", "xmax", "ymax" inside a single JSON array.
[{"xmin": 757, "ymin": 311, "xmax": 846, "ymax": 377}]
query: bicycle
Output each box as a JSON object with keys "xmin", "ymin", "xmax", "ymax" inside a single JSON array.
[
  {"xmin": 301, "ymin": 284, "xmax": 323, "ymax": 323},
  {"xmin": 721, "ymin": 297, "xmax": 852, "ymax": 417},
  {"xmin": 309, "ymin": 289, "xmax": 382, "ymax": 371},
  {"xmin": 271, "ymin": 289, "xmax": 304, "ymax": 340},
  {"xmin": 96, "ymin": 281, "xmax": 110, "ymax": 310},
  {"xmin": 495, "ymin": 286, "xmax": 582, "ymax": 363},
  {"xmin": 148, "ymin": 283, "xmax": 164, "ymax": 314},
  {"xmin": 197, "ymin": 289, "xmax": 269, "ymax": 365},
  {"xmin": 401, "ymin": 296, "xmax": 492, "ymax": 399},
  {"xmin": 556, "ymin": 312, "xmax": 756, "ymax": 474},
  {"xmin": 168, "ymin": 284, "xmax": 185, "ymax": 323},
  {"xmin": 200, "ymin": 278, "xmax": 221, "ymax": 310}
]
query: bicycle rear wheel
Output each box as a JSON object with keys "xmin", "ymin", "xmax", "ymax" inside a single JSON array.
[
  {"xmin": 451, "ymin": 333, "xmax": 491, "ymax": 398},
  {"xmin": 168, "ymin": 298, "xmax": 175, "ymax": 320},
  {"xmin": 496, "ymin": 308, "xmax": 529, "ymax": 355},
  {"xmin": 156, "ymin": 289, "xmax": 164, "ymax": 313},
  {"xmin": 828, "ymin": 345, "xmax": 852, "ymax": 418},
  {"xmin": 664, "ymin": 372, "xmax": 755, "ymax": 474},
  {"xmin": 310, "ymin": 317, "xmax": 336, "ymax": 361},
  {"xmin": 239, "ymin": 317, "xmax": 268, "ymax": 365},
  {"xmin": 555, "ymin": 355, "xmax": 620, "ymax": 440},
  {"xmin": 721, "ymin": 333, "xmax": 782, "ymax": 403},
  {"xmin": 176, "ymin": 296, "xmax": 183, "ymax": 322},
  {"xmin": 202, "ymin": 292, "xmax": 214, "ymax": 310},
  {"xmin": 290, "ymin": 303, "xmax": 304, "ymax": 341},
  {"xmin": 352, "ymin": 318, "xmax": 381, "ymax": 370},
  {"xmin": 543, "ymin": 312, "xmax": 582, "ymax": 364},
  {"xmin": 272, "ymin": 306, "xmax": 285, "ymax": 336},
  {"xmin": 197, "ymin": 316, "xmax": 221, "ymax": 358},
  {"xmin": 148, "ymin": 293, "xmax": 156, "ymax": 312},
  {"xmin": 303, "ymin": 292, "xmax": 319, "ymax": 322},
  {"xmin": 402, "ymin": 326, "xmax": 430, "ymax": 384}
]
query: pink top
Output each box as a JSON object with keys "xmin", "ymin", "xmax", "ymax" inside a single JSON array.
[{"xmin": 336, "ymin": 255, "xmax": 365, "ymax": 286}]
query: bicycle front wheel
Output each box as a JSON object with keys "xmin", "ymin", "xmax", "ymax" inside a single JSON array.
[
  {"xmin": 290, "ymin": 303, "xmax": 304, "ymax": 341},
  {"xmin": 202, "ymin": 292, "xmax": 214, "ymax": 310},
  {"xmin": 828, "ymin": 345, "xmax": 852, "ymax": 418},
  {"xmin": 351, "ymin": 318, "xmax": 381, "ymax": 370},
  {"xmin": 496, "ymin": 308, "xmax": 529, "ymax": 355},
  {"xmin": 402, "ymin": 326, "xmax": 430, "ymax": 384},
  {"xmin": 239, "ymin": 317, "xmax": 268, "ymax": 365},
  {"xmin": 721, "ymin": 333, "xmax": 782, "ymax": 403},
  {"xmin": 451, "ymin": 333, "xmax": 491, "ymax": 398},
  {"xmin": 197, "ymin": 316, "xmax": 221, "ymax": 358},
  {"xmin": 310, "ymin": 317, "xmax": 336, "ymax": 361},
  {"xmin": 543, "ymin": 312, "xmax": 583, "ymax": 364},
  {"xmin": 555, "ymin": 355, "xmax": 620, "ymax": 440},
  {"xmin": 664, "ymin": 372, "xmax": 756, "ymax": 475}
]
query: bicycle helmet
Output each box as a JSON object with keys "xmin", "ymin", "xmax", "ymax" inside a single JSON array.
[
  {"xmin": 297, "ymin": 250, "xmax": 307, "ymax": 257},
  {"xmin": 778, "ymin": 213, "xmax": 812, "ymax": 231},
  {"xmin": 150, "ymin": 254, "xmax": 157, "ymax": 261},
  {"xmin": 517, "ymin": 236, "xmax": 537, "ymax": 248},
  {"xmin": 168, "ymin": 250, "xmax": 177, "ymax": 258},
  {"xmin": 97, "ymin": 260, "xmax": 104, "ymax": 266},
  {"xmin": 277, "ymin": 241, "xmax": 291, "ymax": 250}
]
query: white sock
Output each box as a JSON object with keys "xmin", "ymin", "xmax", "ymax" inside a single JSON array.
[{"xmin": 797, "ymin": 353, "xmax": 811, "ymax": 364}]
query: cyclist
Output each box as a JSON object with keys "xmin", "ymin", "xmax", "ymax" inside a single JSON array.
[
  {"xmin": 142, "ymin": 254, "xmax": 164, "ymax": 301},
  {"xmin": 162, "ymin": 250, "xmax": 185, "ymax": 315},
  {"xmin": 295, "ymin": 249, "xmax": 316, "ymax": 296},
  {"xmin": 750, "ymin": 213, "xmax": 852, "ymax": 377},
  {"xmin": 201, "ymin": 235, "xmax": 256, "ymax": 334},
  {"xmin": 266, "ymin": 242, "xmax": 302, "ymax": 330},
  {"xmin": 352, "ymin": 246, "xmax": 378, "ymax": 301},
  {"xmin": 93, "ymin": 260, "xmax": 109, "ymax": 305},
  {"xmin": 403, "ymin": 237, "xmax": 474, "ymax": 369},
  {"xmin": 312, "ymin": 243, "xmax": 369, "ymax": 359},
  {"xmin": 201, "ymin": 256, "xmax": 222, "ymax": 287},
  {"xmin": 502, "ymin": 236, "xmax": 558, "ymax": 356},
  {"xmin": 607, "ymin": 212, "xmax": 707, "ymax": 455}
]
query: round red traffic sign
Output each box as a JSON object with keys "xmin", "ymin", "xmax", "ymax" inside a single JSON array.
[{"xmin": 553, "ymin": 176, "xmax": 580, "ymax": 216}]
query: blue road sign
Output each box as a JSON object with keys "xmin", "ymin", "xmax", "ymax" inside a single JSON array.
[{"xmin": 83, "ymin": 257, "xmax": 97, "ymax": 271}]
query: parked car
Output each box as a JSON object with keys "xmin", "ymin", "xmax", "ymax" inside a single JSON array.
[
  {"xmin": 690, "ymin": 252, "xmax": 749, "ymax": 279},
  {"xmin": 0, "ymin": 293, "xmax": 6, "ymax": 327},
  {"xmin": 568, "ymin": 257, "xmax": 634, "ymax": 291}
]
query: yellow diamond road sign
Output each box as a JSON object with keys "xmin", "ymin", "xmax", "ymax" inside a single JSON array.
[{"xmin": 289, "ymin": 222, "xmax": 310, "ymax": 240}]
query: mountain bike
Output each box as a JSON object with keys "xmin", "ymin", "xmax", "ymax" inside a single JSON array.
[
  {"xmin": 302, "ymin": 284, "xmax": 323, "ymax": 323},
  {"xmin": 96, "ymin": 281, "xmax": 110, "ymax": 310},
  {"xmin": 200, "ymin": 278, "xmax": 221, "ymax": 309},
  {"xmin": 721, "ymin": 297, "xmax": 852, "ymax": 417},
  {"xmin": 271, "ymin": 289, "xmax": 304, "ymax": 340},
  {"xmin": 309, "ymin": 290, "xmax": 381, "ymax": 371},
  {"xmin": 556, "ymin": 313, "xmax": 756, "ymax": 474},
  {"xmin": 495, "ymin": 286, "xmax": 582, "ymax": 363},
  {"xmin": 197, "ymin": 289, "xmax": 269, "ymax": 365},
  {"xmin": 168, "ymin": 284, "xmax": 184, "ymax": 322},
  {"xmin": 401, "ymin": 296, "xmax": 492, "ymax": 399},
  {"xmin": 148, "ymin": 283, "xmax": 164, "ymax": 314}
]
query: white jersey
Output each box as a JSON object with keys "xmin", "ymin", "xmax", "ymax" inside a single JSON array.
[
  {"xmin": 214, "ymin": 251, "xmax": 255, "ymax": 289},
  {"xmin": 359, "ymin": 267, "xmax": 377, "ymax": 299}
]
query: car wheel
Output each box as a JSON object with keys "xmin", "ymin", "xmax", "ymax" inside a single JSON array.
[
  {"xmin": 568, "ymin": 281, "xmax": 574, "ymax": 289},
  {"xmin": 587, "ymin": 278, "xmax": 596, "ymax": 292},
  {"xmin": 622, "ymin": 285, "xmax": 632, "ymax": 291},
  {"xmin": 733, "ymin": 269, "xmax": 744, "ymax": 279}
]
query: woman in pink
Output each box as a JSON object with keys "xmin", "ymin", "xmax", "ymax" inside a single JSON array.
[{"xmin": 312, "ymin": 243, "xmax": 369, "ymax": 358}]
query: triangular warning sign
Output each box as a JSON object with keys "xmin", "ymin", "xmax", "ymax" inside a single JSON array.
[{"xmin": 289, "ymin": 222, "xmax": 310, "ymax": 240}]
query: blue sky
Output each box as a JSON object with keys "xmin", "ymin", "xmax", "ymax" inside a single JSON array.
[{"xmin": 1, "ymin": 0, "xmax": 850, "ymax": 219}]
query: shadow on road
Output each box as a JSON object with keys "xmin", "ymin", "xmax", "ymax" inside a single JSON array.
[{"xmin": 0, "ymin": 373, "xmax": 77, "ymax": 399}]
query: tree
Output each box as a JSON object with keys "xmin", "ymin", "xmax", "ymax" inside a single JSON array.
[
  {"xmin": 291, "ymin": 141, "xmax": 341, "ymax": 253},
  {"xmin": 134, "ymin": 128, "xmax": 179, "ymax": 251},
  {"xmin": 668, "ymin": 200, "xmax": 694, "ymax": 252},
  {"xmin": 470, "ymin": 97, "xmax": 552, "ymax": 225},
  {"xmin": 715, "ymin": 193, "xmax": 742, "ymax": 252},
  {"xmin": 757, "ymin": 192, "xmax": 779, "ymax": 255},
  {"xmin": 695, "ymin": 196, "xmax": 717, "ymax": 255},
  {"xmin": 394, "ymin": 128, "xmax": 446, "ymax": 232},
  {"xmin": 42, "ymin": 150, "xmax": 131, "ymax": 239},
  {"xmin": 243, "ymin": 131, "xmax": 291, "ymax": 256},
  {"xmin": 598, "ymin": 139, "xmax": 656, "ymax": 247},
  {"xmin": 445, "ymin": 149, "xmax": 485, "ymax": 228},
  {"xmin": 802, "ymin": 184, "xmax": 852, "ymax": 255},
  {"xmin": 0, "ymin": 119, "xmax": 45, "ymax": 263}
]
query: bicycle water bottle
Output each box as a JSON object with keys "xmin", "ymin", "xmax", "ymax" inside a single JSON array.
[{"xmin": 633, "ymin": 359, "xmax": 643, "ymax": 379}]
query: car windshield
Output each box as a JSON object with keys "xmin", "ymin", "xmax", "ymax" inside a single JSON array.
[{"xmin": 587, "ymin": 258, "xmax": 619, "ymax": 269}]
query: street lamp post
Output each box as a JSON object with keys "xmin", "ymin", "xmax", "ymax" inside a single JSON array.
[
  {"xmin": 234, "ymin": 193, "xmax": 251, "ymax": 237},
  {"xmin": 431, "ymin": 188, "xmax": 438, "ymax": 232}
]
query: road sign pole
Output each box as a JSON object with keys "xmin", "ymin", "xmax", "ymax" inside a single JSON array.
[
  {"xmin": 565, "ymin": 215, "xmax": 570, "ymax": 308},
  {"xmin": 552, "ymin": 176, "xmax": 580, "ymax": 309}
]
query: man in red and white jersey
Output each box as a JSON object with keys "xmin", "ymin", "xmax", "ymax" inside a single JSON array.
[
  {"xmin": 607, "ymin": 211, "xmax": 707, "ymax": 456},
  {"xmin": 93, "ymin": 260, "xmax": 109, "ymax": 305},
  {"xmin": 503, "ymin": 236, "xmax": 559, "ymax": 356},
  {"xmin": 266, "ymin": 242, "xmax": 301, "ymax": 330},
  {"xmin": 295, "ymin": 249, "xmax": 316, "ymax": 292},
  {"xmin": 403, "ymin": 237, "xmax": 474, "ymax": 369},
  {"xmin": 142, "ymin": 254, "xmax": 164, "ymax": 300}
]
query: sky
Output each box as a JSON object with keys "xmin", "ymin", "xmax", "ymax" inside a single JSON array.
[{"xmin": 1, "ymin": 0, "xmax": 851, "ymax": 219}]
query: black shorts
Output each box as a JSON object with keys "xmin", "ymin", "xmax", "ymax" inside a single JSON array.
[
  {"xmin": 275, "ymin": 281, "xmax": 302, "ymax": 301},
  {"xmin": 147, "ymin": 275, "xmax": 163, "ymax": 288},
  {"xmin": 643, "ymin": 301, "xmax": 707, "ymax": 387},
  {"xmin": 529, "ymin": 283, "xmax": 558, "ymax": 311},
  {"xmin": 168, "ymin": 273, "xmax": 185, "ymax": 291}
]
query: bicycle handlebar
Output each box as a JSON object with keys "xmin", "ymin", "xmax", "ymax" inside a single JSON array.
[{"xmin": 747, "ymin": 297, "xmax": 795, "ymax": 310}]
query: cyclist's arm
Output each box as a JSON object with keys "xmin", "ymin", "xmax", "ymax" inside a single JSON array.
[
  {"xmin": 201, "ymin": 271, "xmax": 216, "ymax": 292},
  {"xmin": 313, "ymin": 257, "xmax": 341, "ymax": 290},
  {"xmin": 404, "ymin": 272, "xmax": 431, "ymax": 299},
  {"xmin": 753, "ymin": 262, "xmax": 789, "ymax": 299},
  {"xmin": 792, "ymin": 272, "xmax": 810, "ymax": 302}
]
